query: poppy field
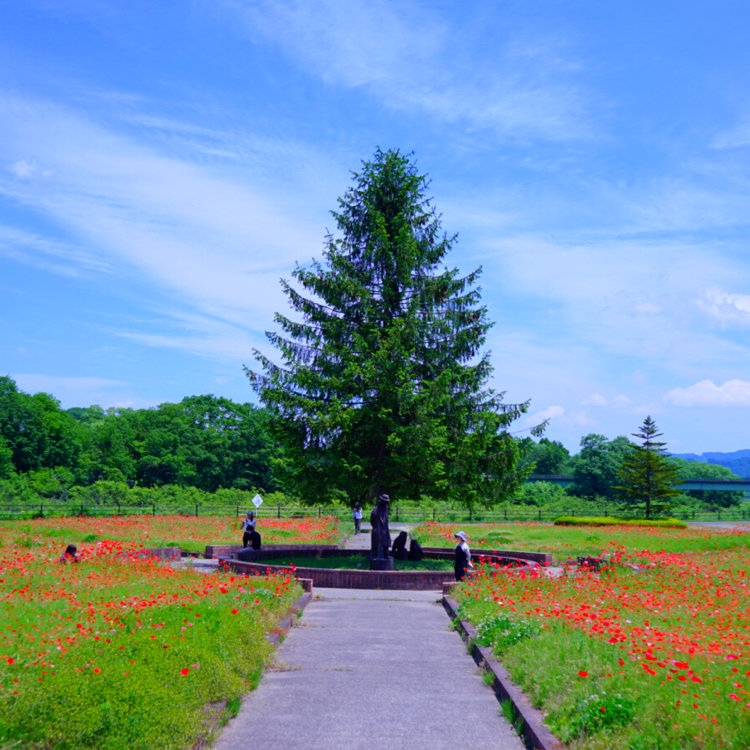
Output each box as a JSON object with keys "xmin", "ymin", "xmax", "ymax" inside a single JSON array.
[
  {"xmin": 5, "ymin": 512, "xmax": 343, "ymax": 554},
  {"xmin": 449, "ymin": 523, "xmax": 750, "ymax": 749},
  {"xmin": 0, "ymin": 516, "xmax": 339, "ymax": 749},
  {"xmin": 413, "ymin": 520, "xmax": 746, "ymax": 560}
]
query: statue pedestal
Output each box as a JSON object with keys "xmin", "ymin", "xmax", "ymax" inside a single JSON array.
[{"xmin": 370, "ymin": 557, "xmax": 394, "ymax": 571}]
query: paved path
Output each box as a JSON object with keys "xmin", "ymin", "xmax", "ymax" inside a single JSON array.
[{"xmin": 213, "ymin": 587, "xmax": 525, "ymax": 750}]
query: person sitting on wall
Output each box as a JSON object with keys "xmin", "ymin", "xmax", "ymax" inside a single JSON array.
[
  {"xmin": 391, "ymin": 531, "xmax": 408, "ymax": 560},
  {"xmin": 408, "ymin": 539, "xmax": 424, "ymax": 562},
  {"xmin": 241, "ymin": 511, "xmax": 256, "ymax": 548}
]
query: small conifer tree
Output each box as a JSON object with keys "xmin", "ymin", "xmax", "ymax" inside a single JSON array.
[{"xmin": 615, "ymin": 416, "xmax": 681, "ymax": 518}]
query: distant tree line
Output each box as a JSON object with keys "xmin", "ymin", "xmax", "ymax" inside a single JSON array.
[
  {"xmin": 518, "ymin": 431, "xmax": 745, "ymax": 511},
  {"xmin": 0, "ymin": 376, "xmax": 283, "ymax": 504},
  {"xmin": 0, "ymin": 375, "xmax": 744, "ymax": 512}
]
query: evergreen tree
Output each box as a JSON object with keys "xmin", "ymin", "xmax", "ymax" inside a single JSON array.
[
  {"xmin": 249, "ymin": 148, "xmax": 535, "ymax": 507},
  {"xmin": 615, "ymin": 416, "xmax": 681, "ymax": 518}
]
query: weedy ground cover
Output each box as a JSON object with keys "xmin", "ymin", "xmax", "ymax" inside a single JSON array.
[
  {"xmin": 450, "ymin": 524, "xmax": 750, "ymax": 749},
  {"xmin": 413, "ymin": 520, "xmax": 750, "ymax": 562},
  {"xmin": 1, "ymin": 514, "xmax": 343, "ymax": 554},
  {"xmin": 0, "ymin": 518, "xmax": 321, "ymax": 749}
]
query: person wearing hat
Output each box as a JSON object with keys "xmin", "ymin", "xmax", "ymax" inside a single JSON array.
[
  {"xmin": 241, "ymin": 511, "xmax": 256, "ymax": 548},
  {"xmin": 454, "ymin": 531, "xmax": 473, "ymax": 581}
]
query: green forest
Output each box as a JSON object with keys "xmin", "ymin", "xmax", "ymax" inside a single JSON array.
[{"xmin": 0, "ymin": 375, "xmax": 744, "ymax": 513}]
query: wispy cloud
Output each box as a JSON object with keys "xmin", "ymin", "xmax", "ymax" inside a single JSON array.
[
  {"xmin": 0, "ymin": 92, "xmax": 341, "ymax": 337},
  {"xmin": 222, "ymin": 0, "xmax": 593, "ymax": 142},
  {"xmin": 11, "ymin": 373, "xmax": 129, "ymax": 404},
  {"xmin": 711, "ymin": 111, "xmax": 750, "ymax": 150},
  {"xmin": 698, "ymin": 287, "xmax": 750, "ymax": 327},
  {"xmin": 665, "ymin": 379, "xmax": 750, "ymax": 407},
  {"xmin": 0, "ymin": 224, "xmax": 112, "ymax": 278}
]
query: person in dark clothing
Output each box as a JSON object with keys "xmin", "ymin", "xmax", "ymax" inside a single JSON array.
[
  {"xmin": 248, "ymin": 528, "xmax": 261, "ymax": 551},
  {"xmin": 391, "ymin": 531, "xmax": 408, "ymax": 560},
  {"xmin": 408, "ymin": 539, "xmax": 424, "ymax": 561},
  {"xmin": 370, "ymin": 494, "xmax": 391, "ymax": 559},
  {"xmin": 241, "ymin": 511, "xmax": 256, "ymax": 548},
  {"xmin": 454, "ymin": 531, "xmax": 473, "ymax": 581},
  {"xmin": 59, "ymin": 544, "xmax": 80, "ymax": 563}
]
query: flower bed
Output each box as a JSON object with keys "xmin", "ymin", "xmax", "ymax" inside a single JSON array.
[
  {"xmin": 453, "ymin": 528, "xmax": 750, "ymax": 749},
  {"xmin": 0, "ymin": 531, "xmax": 302, "ymax": 749}
]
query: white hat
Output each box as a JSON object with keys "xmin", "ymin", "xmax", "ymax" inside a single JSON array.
[{"xmin": 455, "ymin": 531, "xmax": 466, "ymax": 542}]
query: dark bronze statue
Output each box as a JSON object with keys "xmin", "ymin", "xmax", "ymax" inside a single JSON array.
[
  {"xmin": 391, "ymin": 530, "xmax": 408, "ymax": 560},
  {"xmin": 370, "ymin": 493, "xmax": 391, "ymax": 559}
]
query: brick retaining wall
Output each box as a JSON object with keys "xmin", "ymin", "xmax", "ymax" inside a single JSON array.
[
  {"xmin": 421, "ymin": 546, "xmax": 551, "ymax": 565},
  {"xmin": 205, "ymin": 543, "xmax": 339, "ymax": 559},
  {"xmin": 220, "ymin": 558, "xmax": 455, "ymax": 590}
]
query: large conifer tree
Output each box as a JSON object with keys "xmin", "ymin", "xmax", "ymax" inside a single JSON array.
[{"xmin": 248, "ymin": 149, "xmax": 534, "ymax": 506}]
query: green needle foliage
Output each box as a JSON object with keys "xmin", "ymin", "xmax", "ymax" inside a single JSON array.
[
  {"xmin": 249, "ymin": 148, "xmax": 536, "ymax": 508},
  {"xmin": 615, "ymin": 416, "xmax": 681, "ymax": 518}
]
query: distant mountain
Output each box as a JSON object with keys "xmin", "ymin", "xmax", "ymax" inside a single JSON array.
[{"xmin": 671, "ymin": 449, "xmax": 750, "ymax": 478}]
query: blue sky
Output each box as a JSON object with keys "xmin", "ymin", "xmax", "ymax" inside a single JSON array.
[{"xmin": 1, "ymin": 1, "xmax": 749, "ymax": 455}]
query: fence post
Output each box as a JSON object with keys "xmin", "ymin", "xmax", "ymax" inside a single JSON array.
[
  {"xmin": 195, "ymin": 504, "xmax": 198, "ymax": 517},
  {"xmin": 153, "ymin": 504, "xmax": 156, "ymax": 516},
  {"xmin": 278, "ymin": 505, "xmax": 281, "ymax": 519}
]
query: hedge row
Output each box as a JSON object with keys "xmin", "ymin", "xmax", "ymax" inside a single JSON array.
[{"xmin": 553, "ymin": 516, "xmax": 688, "ymax": 529}]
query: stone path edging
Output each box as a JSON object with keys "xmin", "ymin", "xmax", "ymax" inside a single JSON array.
[
  {"xmin": 442, "ymin": 594, "xmax": 563, "ymax": 750},
  {"xmin": 266, "ymin": 586, "xmax": 313, "ymax": 647}
]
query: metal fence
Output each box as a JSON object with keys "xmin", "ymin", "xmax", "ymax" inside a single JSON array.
[{"xmin": 0, "ymin": 503, "xmax": 748, "ymax": 523}]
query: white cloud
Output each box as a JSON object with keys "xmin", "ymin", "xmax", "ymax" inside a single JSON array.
[
  {"xmin": 583, "ymin": 392, "xmax": 606, "ymax": 406},
  {"xmin": 0, "ymin": 224, "xmax": 112, "ymax": 277},
  {"xmin": 9, "ymin": 160, "xmax": 36, "ymax": 179},
  {"xmin": 11, "ymin": 374, "xmax": 127, "ymax": 399},
  {"xmin": 711, "ymin": 113, "xmax": 750, "ymax": 150},
  {"xmin": 523, "ymin": 404, "xmax": 564, "ymax": 430},
  {"xmin": 0, "ymin": 93, "xmax": 341, "ymax": 333},
  {"xmin": 223, "ymin": 0, "xmax": 592, "ymax": 142},
  {"xmin": 664, "ymin": 379, "xmax": 750, "ymax": 407},
  {"xmin": 698, "ymin": 287, "xmax": 750, "ymax": 327}
]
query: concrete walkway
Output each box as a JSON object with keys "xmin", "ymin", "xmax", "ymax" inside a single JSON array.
[{"xmin": 213, "ymin": 587, "xmax": 525, "ymax": 750}]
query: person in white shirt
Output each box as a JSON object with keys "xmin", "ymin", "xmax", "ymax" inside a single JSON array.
[{"xmin": 454, "ymin": 531, "xmax": 473, "ymax": 581}]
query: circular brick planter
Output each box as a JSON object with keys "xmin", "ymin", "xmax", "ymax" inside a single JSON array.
[{"xmin": 213, "ymin": 546, "xmax": 539, "ymax": 590}]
